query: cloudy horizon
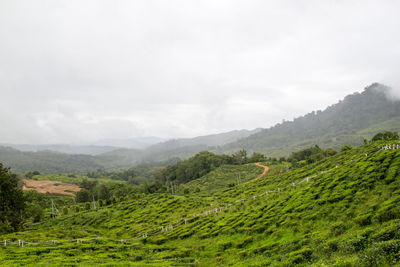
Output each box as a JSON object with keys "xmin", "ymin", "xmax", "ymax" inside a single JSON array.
[{"xmin": 1, "ymin": 0, "xmax": 399, "ymax": 144}]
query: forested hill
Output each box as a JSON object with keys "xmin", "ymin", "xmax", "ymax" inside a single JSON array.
[
  {"xmin": 146, "ymin": 129, "xmax": 261, "ymax": 153},
  {"xmin": 0, "ymin": 146, "xmax": 103, "ymax": 174},
  {"xmin": 222, "ymin": 83, "xmax": 400, "ymax": 157}
]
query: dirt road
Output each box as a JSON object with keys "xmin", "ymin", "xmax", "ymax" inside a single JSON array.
[{"xmin": 243, "ymin": 162, "xmax": 269, "ymax": 184}]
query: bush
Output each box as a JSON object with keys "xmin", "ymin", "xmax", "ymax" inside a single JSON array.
[
  {"xmin": 63, "ymin": 207, "xmax": 69, "ymax": 215},
  {"xmin": 287, "ymin": 247, "xmax": 312, "ymax": 264},
  {"xmin": 25, "ymin": 204, "xmax": 44, "ymax": 223},
  {"xmin": 355, "ymin": 214, "xmax": 372, "ymax": 226},
  {"xmin": 341, "ymin": 145, "xmax": 353, "ymax": 151}
]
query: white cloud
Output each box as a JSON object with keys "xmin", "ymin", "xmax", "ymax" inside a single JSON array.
[{"xmin": 0, "ymin": 0, "xmax": 399, "ymax": 144}]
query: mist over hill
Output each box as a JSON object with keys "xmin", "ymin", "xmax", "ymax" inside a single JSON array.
[
  {"xmin": 0, "ymin": 83, "xmax": 399, "ymax": 174},
  {"xmin": 222, "ymin": 83, "xmax": 400, "ymax": 157}
]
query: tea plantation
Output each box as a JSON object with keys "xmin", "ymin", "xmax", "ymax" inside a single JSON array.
[{"xmin": 1, "ymin": 141, "xmax": 400, "ymax": 266}]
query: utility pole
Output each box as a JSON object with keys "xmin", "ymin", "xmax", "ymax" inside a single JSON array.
[
  {"xmin": 170, "ymin": 181, "xmax": 174, "ymax": 195},
  {"xmin": 51, "ymin": 199, "xmax": 60, "ymax": 218},
  {"xmin": 237, "ymin": 173, "xmax": 242, "ymax": 185}
]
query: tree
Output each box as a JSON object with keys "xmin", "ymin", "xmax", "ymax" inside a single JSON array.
[
  {"xmin": 0, "ymin": 163, "xmax": 25, "ymax": 231},
  {"xmin": 25, "ymin": 204, "xmax": 44, "ymax": 223},
  {"xmin": 24, "ymin": 170, "xmax": 40, "ymax": 179},
  {"xmin": 232, "ymin": 150, "xmax": 248, "ymax": 165},
  {"xmin": 248, "ymin": 152, "xmax": 266, "ymax": 163},
  {"xmin": 75, "ymin": 189, "xmax": 91, "ymax": 203},
  {"xmin": 372, "ymin": 131, "xmax": 399, "ymax": 141}
]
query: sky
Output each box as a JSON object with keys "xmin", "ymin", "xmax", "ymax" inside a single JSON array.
[{"xmin": 0, "ymin": 0, "xmax": 399, "ymax": 144}]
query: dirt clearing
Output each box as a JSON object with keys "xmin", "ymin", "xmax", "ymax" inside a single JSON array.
[{"xmin": 22, "ymin": 179, "xmax": 81, "ymax": 196}]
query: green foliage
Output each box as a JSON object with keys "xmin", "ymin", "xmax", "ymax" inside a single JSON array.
[
  {"xmin": 24, "ymin": 170, "xmax": 40, "ymax": 179},
  {"xmin": 372, "ymin": 131, "xmax": 399, "ymax": 141},
  {"xmin": 0, "ymin": 164, "xmax": 25, "ymax": 232},
  {"xmin": 1, "ymin": 141, "xmax": 400, "ymax": 266},
  {"xmin": 62, "ymin": 207, "xmax": 69, "ymax": 215},
  {"xmin": 160, "ymin": 151, "xmax": 237, "ymax": 184},
  {"xmin": 24, "ymin": 204, "xmax": 44, "ymax": 223},
  {"xmin": 341, "ymin": 144, "xmax": 353, "ymax": 151}
]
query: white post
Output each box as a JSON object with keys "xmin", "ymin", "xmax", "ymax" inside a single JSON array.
[
  {"xmin": 21, "ymin": 241, "xmax": 24, "ymax": 247},
  {"xmin": 4, "ymin": 240, "xmax": 6, "ymax": 247}
]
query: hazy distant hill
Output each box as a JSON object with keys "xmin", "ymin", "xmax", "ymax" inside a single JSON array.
[
  {"xmin": 92, "ymin": 136, "xmax": 165, "ymax": 149},
  {"xmin": 1, "ymin": 83, "xmax": 399, "ymax": 173},
  {"xmin": 95, "ymin": 130, "xmax": 261, "ymax": 168},
  {"xmin": 0, "ymin": 130, "xmax": 260, "ymax": 173},
  {"xmin": 0, "ymin": 144, "xmax": 119, "ymax": 156},
  {"xmin": 0, "ymin": 146, "xmax": 102, "ymax": 174},
  {"xmin": 146, "ymin": 129, "xmax": 262, "ymax": 153},
  {"xmin": 1, "ymin": 136, "xmax": 166, "ymax": 155},
  {"xmin": 222, "ymin": 83, "xmax": 400, "ymax": 157}
]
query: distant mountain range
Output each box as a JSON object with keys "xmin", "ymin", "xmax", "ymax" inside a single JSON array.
[
  {"xmin": 0, "ymin": 144, "xmax": 119, "ymax": 156},
  {"xmin": 0, "ymin": 136, "xmax": 166, "ymax": 155},
  {"xmin": 0, "ymin": 83, "xmax": 399, "ymax": 174},
  {"xmin": 0, "ymin": 129, "xmax": 261, "ymax": 173}
]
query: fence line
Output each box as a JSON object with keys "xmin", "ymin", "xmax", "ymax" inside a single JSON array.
[{"xmin": 2, "ymin": 145, "xmax": 395, "ymax": 247}]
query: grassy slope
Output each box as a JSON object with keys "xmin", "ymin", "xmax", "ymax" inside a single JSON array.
[{"xmin": 1, "ymin": 141, "xmax": 400, "ymax": 266}]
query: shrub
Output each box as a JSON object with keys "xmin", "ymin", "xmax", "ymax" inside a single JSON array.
[
  {"xmin": 217, "ymin": 241, "xmax": 232, "ymax": 251},
  {"xmin": 62, "ymin": 207, "xmax": 69, "ymax": 215},
  {"xmin": 287, "ymin": 247, "xmax": 312, "ymax": 264},
  {"xmin": 355, "ymin": 214, "xmax": 372, "ymax": 226}
]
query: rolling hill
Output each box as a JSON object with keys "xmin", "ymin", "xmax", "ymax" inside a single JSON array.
[{"xmin": 1, "ymin": 140, "xmax": 400, "ymax": 265}]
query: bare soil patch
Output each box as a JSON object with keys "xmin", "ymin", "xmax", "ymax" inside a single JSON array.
[
  {"xmin": 244, "ymin": 162, "xmax": 269, "ymax": 184},
  {"xmin": 22, "ymin": 179, "xmax": 81, "ymax": 196}
]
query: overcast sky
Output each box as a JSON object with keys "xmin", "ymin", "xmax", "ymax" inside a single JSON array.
[{"xmin": 0, "ymin": 0, "xmax": 399, "ymax": 144}]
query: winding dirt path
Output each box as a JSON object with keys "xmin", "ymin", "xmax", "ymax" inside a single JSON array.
[{"xmin": 244, "ymin": 162, "xmax": 269, "ymax": 184}]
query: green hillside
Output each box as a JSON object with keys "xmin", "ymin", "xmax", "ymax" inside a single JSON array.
[
  {"xmin": 1, "ymin": 141, "xmax": 400, "ymax": 266},
  {"xmin": 0, "ymin": 147, "xmax": 103, "ymax": 174},
  {"xmin": 223, "ymin": 83, "xmax": 400, "ymax": 157}
]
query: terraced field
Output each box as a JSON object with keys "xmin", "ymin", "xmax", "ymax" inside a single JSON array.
[{"xmin": 1, "ymin": 141, "xmax": 400, "ymax": 266}]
